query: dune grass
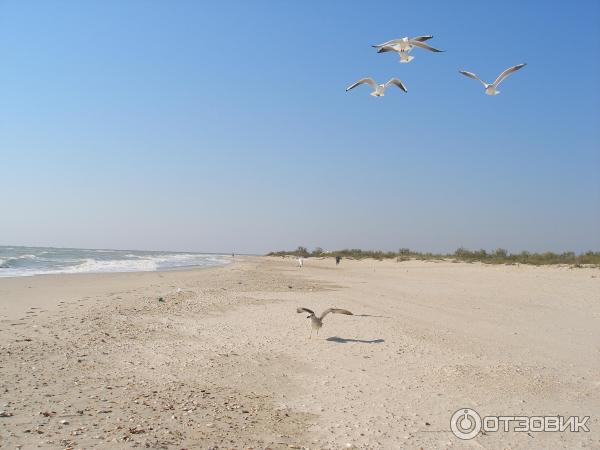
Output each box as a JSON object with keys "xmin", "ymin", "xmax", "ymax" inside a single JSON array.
[{"xmin": 267, "ymin": 246, "xmax": 600, "ymax": 267}]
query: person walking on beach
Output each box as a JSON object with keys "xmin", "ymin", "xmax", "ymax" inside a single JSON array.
[
  {"xmin": 336, "ymin": 256, "xmax": 341, "ymax": 265},
  {"xmin": 298, "ymin": 257, "xmax": 303, "ymax": 268}
]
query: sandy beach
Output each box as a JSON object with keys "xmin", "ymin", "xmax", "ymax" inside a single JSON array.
[{"xmin": 1, "ymin": 257, "xmax": 599, "ymax": 449}]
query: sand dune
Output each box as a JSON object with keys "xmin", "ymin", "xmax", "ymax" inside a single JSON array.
[{"xmin": 0, "ymin": 257, "xmax": 598, "ymax": 448}]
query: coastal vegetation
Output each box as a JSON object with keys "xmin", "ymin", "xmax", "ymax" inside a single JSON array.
[{"xmin": 267, "ymin": 247, "xmax": 600, "ymax": 267}]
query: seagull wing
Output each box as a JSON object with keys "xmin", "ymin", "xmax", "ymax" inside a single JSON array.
[
  {"xmin": 377, "ymin": 46, "xmax": 398, "ymax": 53},
  {"xmin": 346, "ymin": 78, "xmax": 378, "ymax": 92},
  {"xmin": 412, "ymin": 35, "xmax": 433, "ymax": 42},
  {"xmin": 319, "ymin": 308, "xmax": 354, "ymax": 320},
  {"xmin": 409, "ymin": 40, "xmax": 444, "ymax": 52},
  {"xmin": 492, "ymin": 63, "xmax": 526, "ymax": 87},
  {"xmin": 459, "ymin": 70, "xmax": 487, "ymax": 87},
  {"xmin": 372, "ymin": 38, "xmax": 404, "ymax": 48},
  {"xmin": 385, "ymin": 78, "xmax": 408, "ymax": 93},
  {"xmin": 297, "ymin": 307, "xmax": 315, "ymax": 315}
]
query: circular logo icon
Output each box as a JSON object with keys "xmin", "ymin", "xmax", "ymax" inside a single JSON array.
[{"xmin": 450, "ymin": 408, "xmax": 482, "ymax": 440}]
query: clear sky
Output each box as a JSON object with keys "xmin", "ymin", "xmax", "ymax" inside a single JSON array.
[{"xmin": 1, "ymin": 0, "xmax": 599, "ymax": 254}]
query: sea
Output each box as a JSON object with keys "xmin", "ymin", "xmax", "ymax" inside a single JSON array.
[{"xmin": 0, "ymin": 246, "xmax": 230, "ymax": 278}]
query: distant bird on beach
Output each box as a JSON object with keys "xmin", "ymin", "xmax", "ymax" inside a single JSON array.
[
  {"xmin": 346, "ymin": 78, "xmax": 407, "ymax": 97},
  {"xmin": 459, "ymin": 63, "xmax": 526, "ymax": 96},
  {"xmin": 297, "ymin": 307, "xmax": 353, "ymax": 338},
  {"xmin": 373, "ymin": 36, "xmax": 444, "ymax": 63}
]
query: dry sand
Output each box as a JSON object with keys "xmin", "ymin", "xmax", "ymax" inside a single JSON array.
[{"xmin": 0, "ymin": 257, "xmax": 599, "ymax": 449}]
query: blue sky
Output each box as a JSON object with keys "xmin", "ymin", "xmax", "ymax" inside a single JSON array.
[{"xmin": 1, "ymin": 0, "xmax": 599, "ymax": 254}]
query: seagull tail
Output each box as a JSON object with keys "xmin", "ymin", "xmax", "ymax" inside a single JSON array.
[{"xmin": 399, "ymin": 54, "xmax": 414, "ymax": 63}]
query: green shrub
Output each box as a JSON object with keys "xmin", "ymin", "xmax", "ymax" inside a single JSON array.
[{"xmin": 267, "ymin": 246, "xmax": 600, "ymax": 267}]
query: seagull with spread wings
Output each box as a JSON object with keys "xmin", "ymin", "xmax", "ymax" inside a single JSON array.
[
  {"xmin": 297, "ymin": 307, "xmax": 353, "ymax": 338},
  {"xmin": 346, "ymin": 77, "xmax": 407, "ymax": 97},
  {"xmin": 373, "ymin": 36, "xmax": 444, "ymax": 63},
  {"xmin": 459, "ymin": 63, "xmax": 527, "ymax": 96}
]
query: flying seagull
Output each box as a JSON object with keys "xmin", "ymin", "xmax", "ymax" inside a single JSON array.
[
  {"xmin": 373, "ymin": 36, "xmax": 443, "ymax": 63},
  {"xmin": 459, "ymin": 63, "xmax": 527, "ymax": 96},
  {"xmin": 346, "ymin": 78, "xmax": 407, "ymax": 97},
  {"xmin": 296, "ymin": 307, "xmax": 353, "ymax": 338}
]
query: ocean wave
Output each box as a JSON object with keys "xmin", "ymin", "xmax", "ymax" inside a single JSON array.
[
  {"xmin": 0, "ymin": 254, "xmax": 42, "ymax": 268},
  {"xmin": 16, "ymin": 254, "xmax": 38, "ymax": 260},
  {"xmin": 65, "ymin": 258, "xmax": 160, "ymax": 273},
  {"xmin": 0, "ymin": 247, "xmax": 229, "ymax": 278}
]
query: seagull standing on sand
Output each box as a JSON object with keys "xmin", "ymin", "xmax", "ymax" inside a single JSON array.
[
  {"xmin": 372, "ymin": 36, "xmax": 444, "ymax": 63},
  {"xmin": 297, "ymin": 307, "xmax": 353, "ymax": 338},
  {"xmin": 346, "ymin": 78, "xmax": 408, "ymax": 97},
  {"xmin": 459, "ymin": 63, "xmax": 527, "ymax": 95}
]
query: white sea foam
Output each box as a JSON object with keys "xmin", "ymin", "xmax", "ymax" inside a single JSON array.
[
  {"xmin": 17, "ymin": 254, "xmax": 38, "ymax": 260},
  {"xmin": 67, "ymin": 258, "xmax": 160, "ymax": 273}
]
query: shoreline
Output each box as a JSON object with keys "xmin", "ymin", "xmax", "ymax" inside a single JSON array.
[
  {"xmin": 0, "ymin": 261, "xmax": 232, "ymax": 322},
  {"xmin": 0, "ymin": 246, "xmax": 232, "ymax": 280},
  {"xmin": 1, "ymin": 256, "xmax": 599, "ymax": 448}
]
